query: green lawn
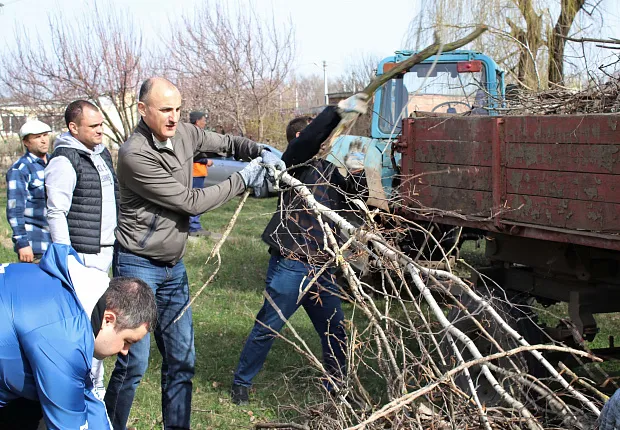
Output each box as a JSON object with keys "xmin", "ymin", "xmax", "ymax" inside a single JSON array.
[{"xmin": 1, "ymin": 189, "xmax": 620, "ymax": 428}]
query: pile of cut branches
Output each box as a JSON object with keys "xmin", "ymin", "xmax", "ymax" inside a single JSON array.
[
  {"xmin": 229, "ymin": 26, "xmax": 612, "ymax": 430},
  {"xmin": 252, "ymin": 171, "xmax": 607, "ymax": 430},
  {"xmin": 505, "ymin": 77, "xmax": 620, "ymax": 115}
]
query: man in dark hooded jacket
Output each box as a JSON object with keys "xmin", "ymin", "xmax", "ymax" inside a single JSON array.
[{"xmin": 231, "ymin": 93, "xmax": 368, "ymax": 405}]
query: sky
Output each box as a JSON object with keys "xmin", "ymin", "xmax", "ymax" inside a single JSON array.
[
  {"xmin": 0, "ymin": 0, "xmax": 420, "ymax": 78},
  {"xmin": 1, "ymin": 0, "xmax": 619, "ymax": 80}
]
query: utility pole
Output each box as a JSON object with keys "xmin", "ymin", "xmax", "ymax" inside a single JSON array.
[
  {"xmin": 295, "ymin": 87, "xmax": 299, "ymax": 110},
  {"xmin": 323, "ymin": 60, "xmax": 328, "ymax": 105}
]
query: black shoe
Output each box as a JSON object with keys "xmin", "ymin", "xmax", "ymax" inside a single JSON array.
[{"xmin": 231, "ymin": 384, "xmax": 249, "ymax": 405}]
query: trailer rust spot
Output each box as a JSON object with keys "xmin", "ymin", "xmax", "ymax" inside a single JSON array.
[
  {"xmin": 583, "ymin": 187, "xmax": 599, "ymax": 200},
  {"xmin": 587, "ymin": 211, "xmax": 602, "ymax": 222},
  {"xmin": 509, "ymin": 171, "xmax": 523, "ymax": 194}
]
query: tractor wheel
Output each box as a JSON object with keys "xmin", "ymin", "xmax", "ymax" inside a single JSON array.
[{"xmin": 441, "ymin": 291, "xmax": 546, "ymax": 406}]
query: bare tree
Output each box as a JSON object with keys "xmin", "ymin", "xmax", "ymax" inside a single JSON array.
[
  {"xmin": 290, "ymin": 74, "xmax": 325, "ymax": 109},
  {"xmin": 0, "ymin": 4, "xmax": 145, "ymax": 144},
  {"xmin": 332, "ymin": 53, "xmax": 381, "ymax": 93},
  {"xmin": 405, "ymin": 0, "xmax": 605, "ymax": 89},
  {"xmin": 167, "ymin": 1, "xmax": 295, "ymax": 141},
  {"xmin": 548, "ymin": 0, "xmax": 586, "ymax": 85}
]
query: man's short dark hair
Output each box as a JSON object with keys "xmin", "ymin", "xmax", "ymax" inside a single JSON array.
[
  {"xmin": 64, "ymin": 100, "xmax": 99, "ymax": 128},
  {"xmin": 104, "ymin": 277, "xmax": 157, "ymax": 332},
  {"xmin": 138, "ymin": 78, "xmax": 155, "ymax": 103},
  {"xmin": 286, "ymin": 116, "xmax": 313, "ymax": 143},
  {"xmin": 189, "ymin": 111, "xmax": 206, "ymax": 125}
]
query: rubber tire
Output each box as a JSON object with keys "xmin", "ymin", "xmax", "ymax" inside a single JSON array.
[{"xmin": 442, "ymin": 291, "xmax": 546, "ymax": 406}]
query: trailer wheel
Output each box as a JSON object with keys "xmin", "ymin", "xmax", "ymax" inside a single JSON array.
[{"xmin": 442, "ymin": 291, "xmax": 546, "ymax": 406}]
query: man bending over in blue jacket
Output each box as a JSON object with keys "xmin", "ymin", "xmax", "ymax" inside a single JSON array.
[{"xmin": 0, "ymin": 243, "xmax": 157, "ymax": 430}]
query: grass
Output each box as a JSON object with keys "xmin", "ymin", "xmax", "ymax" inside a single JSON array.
[{"xmin": 1, "ymin": 188, "xmax": 620, "ymax": 427}]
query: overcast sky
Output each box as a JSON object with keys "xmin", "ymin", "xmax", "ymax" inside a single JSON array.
[
  {"xmin": 0, "ymin": 0, "xmax": 419, "ymax": 78},
  {"xmin": 1, "ymin": 0, "xmax": 618, "ymax": 80}
]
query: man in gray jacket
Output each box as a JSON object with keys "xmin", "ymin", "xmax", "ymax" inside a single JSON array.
[{"xmin": 105, "ymin": 77, "xmax": 281, "ymax": 430}]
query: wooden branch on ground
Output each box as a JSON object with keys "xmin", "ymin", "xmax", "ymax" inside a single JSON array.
[
  {"xmin": 174, "ymin": 189, "xmax": 251, "ymax": 323},
  {"xmin": 255, "ymin": 423, "xmax": 310, "ymax": 430},
  {"xmin": 270, "ymin": 170, "xmax": 603, "ymax": 429}
]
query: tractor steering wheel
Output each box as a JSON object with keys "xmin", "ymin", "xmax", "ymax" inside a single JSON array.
[{"xmin": 431, "ymin": 101, "xmax": 472, "ymax": 113}]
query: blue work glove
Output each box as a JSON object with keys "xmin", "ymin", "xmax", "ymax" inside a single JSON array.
[
  {"xmin": 260, "ymin": 149, "xmax": 286, "ymax": 172},
  {"xmin": 238, "ymin": 157, "xmax": 266, "ymax": 189},
  {"xmin": 260, "ymin": 148, "xmax": 286, "ymax": 184}
]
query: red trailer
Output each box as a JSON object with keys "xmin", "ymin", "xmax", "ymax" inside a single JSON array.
[{"xmin": 398, "ymin": 114, "xmax": 620, "ymax": 342}]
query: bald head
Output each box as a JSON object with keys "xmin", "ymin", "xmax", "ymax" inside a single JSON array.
[
  {"xmin": 139, "ymin": 77, "xmax": 178, "ymax": 104},
  {"xmin": 138, "ymin": 77, "xmax": 182, "ymax": 141}
]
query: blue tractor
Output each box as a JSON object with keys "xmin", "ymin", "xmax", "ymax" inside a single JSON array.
[{"xmin": 327, "ymin": 50, "xmax": 505, "ymax": 209}]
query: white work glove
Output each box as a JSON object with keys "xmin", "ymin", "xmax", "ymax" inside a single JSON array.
[
  {"xmin": 337, "ymin": 93, "xmax": 369, "ymax": 116},
  {"xmin": 260, "ymin": 149, "xmax": 286, "ymax": 187},
  {"xmin": 238, "ymin": 157, "xmax": 267, "ymax": 189},
  {"xmin": 344, "ymin": 151, "xmax": 365, "ymax": 172}
]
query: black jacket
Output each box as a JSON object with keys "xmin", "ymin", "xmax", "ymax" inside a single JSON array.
[{"xmin": 262, "ymin": 106, "xmax": 367, "ymax": 265}]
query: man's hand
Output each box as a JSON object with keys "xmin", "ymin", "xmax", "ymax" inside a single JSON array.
[
  {"xmin": 260, "ymin": 149, "xmax": 286, "ymax": 182},
  {"xmin": 18, "ymin": 246, "xmax": 34, "ymax": 263},
  {"xmin": 337, "ymin": 93, "xmax": 369, "ymax": 116},
  {"xmin": 238, "ymin": 157, "xmax": 267, "ymax": 189}
]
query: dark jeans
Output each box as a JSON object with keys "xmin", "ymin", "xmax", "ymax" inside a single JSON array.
[
  {"xmin": 233, "ymin": 254, "xmax": 347, "ymax": 389},
  {"xmin": 189, "ymin": 176, "xmax": 205, "ymax": 232},
  {"xmin": 0, "ymin": 398, "xmax": 42, "ymax": 430},
  {"xmin": 104, "ymin": 245, "xmax": 195, "ymax": 430}
]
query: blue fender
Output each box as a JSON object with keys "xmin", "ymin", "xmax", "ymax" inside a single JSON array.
[{"xmin": 328, "ymin": 135, "xmax": 400, "ymax": 210}]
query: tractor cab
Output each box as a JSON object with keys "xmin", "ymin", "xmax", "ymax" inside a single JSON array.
[
  {"xmin": 373, "ymin": 50, "xmax": 505, "ymax": 139},
  {"xmin": 327, "ymin": 50, "xmax": 505, "ymax": 209}
]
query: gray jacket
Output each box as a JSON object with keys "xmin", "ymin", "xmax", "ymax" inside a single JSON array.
[{"xmin": 115, "ymin": 119, "xmax": 262, "ymax": 264}]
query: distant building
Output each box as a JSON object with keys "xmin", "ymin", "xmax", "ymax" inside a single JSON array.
[{"xmin": 0, "ymin": 97, "xmax": 131, "ymax": 148}]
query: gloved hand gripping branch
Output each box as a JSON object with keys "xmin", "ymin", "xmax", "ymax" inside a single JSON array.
[
  {"xmin": 337, "ymin": 93, "xmax": 369, "ymax": 120},
  {"xmin": 238, "ymin": 157, "xmax": 266, "ymax": 190},
  {"xmin": 260, "ymin": 148, "xmax": 286, "ymax": 189}
]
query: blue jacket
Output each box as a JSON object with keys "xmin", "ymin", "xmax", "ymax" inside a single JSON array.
[{"xmin": 0, "ymin": 244, "xmax": 110, "ymax": 429}]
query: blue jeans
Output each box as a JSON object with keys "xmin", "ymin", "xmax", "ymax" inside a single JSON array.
[
  {"xmin": 104, "ymin": 245, "xmax": 195, "ymax": 430},
  {"xmin": 189, "ymin": 177, "xmax": 205, "ymax": 232},
  {"xmin": 233, "ymin": 254, "xmax": 347, "ymax": 389}
]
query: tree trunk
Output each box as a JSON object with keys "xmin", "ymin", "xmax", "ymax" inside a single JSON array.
[
  {"xmin": 507, "ymin": 0, "xmax": 544, "ymax": 89},
  {"xmin": 548, "ymin": 0, "xmax": 586, "ymax": 86}
]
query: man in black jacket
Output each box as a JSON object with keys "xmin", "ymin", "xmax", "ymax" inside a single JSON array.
[
  {"xmin": 188, "ymin": 111, "xmax": 219, "ymax": 238},
  {"xmin": 45, "ymin": 100, "xmax": 120, "ymax": 402},
  {"xmin": 231, "ymin": 94, "xmax": 368, "ymax": 405}
]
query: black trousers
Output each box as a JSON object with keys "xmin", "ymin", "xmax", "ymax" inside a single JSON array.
[{"xmin": 0, "ymin": 397, "xmax": 43, "ymax": 429}]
